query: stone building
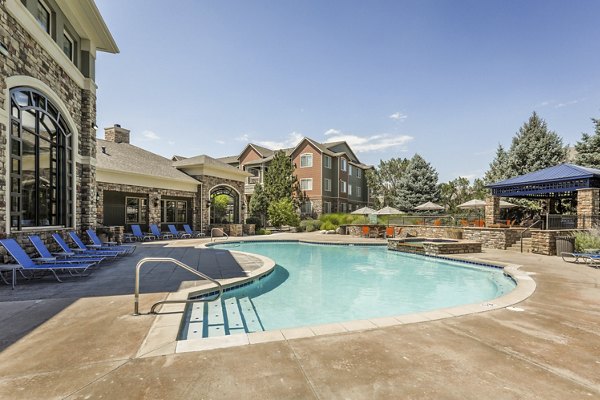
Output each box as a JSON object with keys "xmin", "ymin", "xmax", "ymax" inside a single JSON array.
[
  {"xmin": 219, "ymin": 138, "xmax": 373, "ymax": 218},
  {"xmin": 97, "ymin": 125, "xmax": 250, "ymax": 237},
  {"xmin": 0, "ymin": 0, "xmax": 118, "ymax": 245}
]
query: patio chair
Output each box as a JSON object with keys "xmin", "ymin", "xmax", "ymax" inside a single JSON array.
[
  {"xmin": 385, "ymin": 227, "xmax": 395, "ymax": 238},
  {"xmin": 131, "ymin": 224, "xmax": 156, "ymax": 241},
  {"xmin": 560, "ymin": 252, "xmax": 600, "ymax": 264},
  {"xmin": 68, "ymin": 232, "xmax": 128, "ymax": 257},
  {"xmin": 183, "ymin": 224, "xmax": 206, "ymax": 238},
  {"xmin": 0, "ymin": 239, "xmax": 94, "ymax": 282},
  {"xmin": 28, "ymin": 235, "xmax": 106, "ymax": 265},
  {"xmin": 149, "ymin": 224, "xmax": 174, "ymax": 240},
  {"xmin": 168, "ymin": 224, "xmax": 191, "ymax": 239},
  {"xmin": 86, "ymin": 229, "xmax": 136, "ymax": 254},
  {"xmin": 52, "ymin": 234, "xmax": 120, "ymax": 259},
  {"xmin": 361, "ymin": 226, "xmax": 370, "ymax": 238}
]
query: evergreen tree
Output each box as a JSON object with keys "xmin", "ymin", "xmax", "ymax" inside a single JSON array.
[
  {"xmin": 263, "ymin": 150, "xmax": 302, "ymax": 206},
  {"xmin": 506, "ymin": 112, "xmax": 566, "ymax": 177},
  {"xmin": 268, "ymin": 198, "xmax": 300, "ymax": 228},
  {"xmin": 365, "ymin": 157, "xmax": 409, "ymax": 207},
  {"xmin": 396, "ymin": 154, "xmax": 439, "ymax": 211},
  {"xmin": 439, "ymin": 177, "xmax": 471, "ymax": 213},
  {"xmin": 574, "ymin": 118, "xmax": 600, "ymax": 168},
  {"xmin": 484, "ymin": 144, "xmax": 510, "ymax": 184},
  {"xmin": 248, "ymin": 183, "xmax": 269, "ymax": 227}
]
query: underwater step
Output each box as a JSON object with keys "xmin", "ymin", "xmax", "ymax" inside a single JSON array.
[{"xmin": 238, "ymin": 297, "xmax": 264, "ymax": 333}]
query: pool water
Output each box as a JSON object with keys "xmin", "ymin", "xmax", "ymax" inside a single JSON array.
[{"xmin": 179, "ymin": 242, "xmax": 515, "ymax": 339}]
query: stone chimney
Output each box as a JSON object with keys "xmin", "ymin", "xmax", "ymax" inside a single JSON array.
[{"xmin": 104, "ymin": 124, "xmax": 130, "ymax": 144}]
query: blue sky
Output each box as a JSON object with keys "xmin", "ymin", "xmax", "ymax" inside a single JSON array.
[{"xmin": 95, "ymin": 0, "xmax": 600, "ymax": 182}]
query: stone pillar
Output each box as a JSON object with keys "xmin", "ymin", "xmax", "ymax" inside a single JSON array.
[
  {"xmin": 484, "ymin": 196, "xmax": 500, "ymax": 227},
  {"xmin": 577, "ymin": 188, "xmax": 600, "ymax": 228},
  {"xmin": 104, "ymin": 124, "xmax": 130, "ymax": 144},
  {"xmin": 148, "ymin": 191, "xmax": 161, "ymax": 225}
]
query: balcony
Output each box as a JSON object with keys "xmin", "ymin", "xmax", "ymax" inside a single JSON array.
[{"xmin": 245, "ymin": 184, "xmax": 255, "ymax": 194}]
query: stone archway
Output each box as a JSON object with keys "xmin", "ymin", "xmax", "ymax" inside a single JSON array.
[{"xmin": 209, "ymin": 185, "xmax": 241, "ymax": 224}]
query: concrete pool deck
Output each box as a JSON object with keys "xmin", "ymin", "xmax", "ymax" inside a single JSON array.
[{"xmin": 0, "ymin": 232, "xmax": 599, "ymax": 399}]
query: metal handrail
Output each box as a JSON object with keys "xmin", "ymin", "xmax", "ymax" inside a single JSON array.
[
  {"xmin": 133, "ymin": 257, "xmax": 222, "ymax": 315},
  {"xmin": 520, "ymin": 220, "xmax": 542, "ymax": 253},
  {"xmin": 211, "ymin": 227, "xmax": 229, "ymax": 242}
]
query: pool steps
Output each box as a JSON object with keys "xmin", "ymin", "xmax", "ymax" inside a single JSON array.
[{"xmin": 183, "ymin": 296, "xmax": 265, "ymax": 339}]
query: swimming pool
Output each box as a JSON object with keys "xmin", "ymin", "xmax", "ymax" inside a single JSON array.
[{"xmin": 179, "ymin": 241, "xmax": 515, "ymax": 339}]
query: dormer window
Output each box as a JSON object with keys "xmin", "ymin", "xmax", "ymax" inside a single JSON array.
[
  {"xmin": 36, "ymin": 0, "xmax": 51, "ymax": 34},
  {"xmin": 63, "ymin": 30, "xmax": 74, "ymax": 62}
]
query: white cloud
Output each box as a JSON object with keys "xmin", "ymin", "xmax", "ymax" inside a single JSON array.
[
  {"xmin": 139, "ymin": 130, "xmax": 160, "ymax": 141},
  {"xmin": 323, "ymin": 129, "xmax": 413, "ymax": 153},
  {"xmin": 256, "ymin": 131, "xmax": 304, "ymax": 149},
  {"xmin": 215, "ymin": 139, "xmax": 226, "ymax": 144},
  {"xmin": 167, "ymin": 140, "xmax": 175, "ymax": 146},
  {"xmin": 555, "ymin": 99, "xmax": 583, "ymax": 108},
  {"xmin": 389, "ymin": 112, "xmax": 407, "ymax": 121},
  {"xmin": 236, "ymin": 133, "xmax": 250, "ymax": 142}
]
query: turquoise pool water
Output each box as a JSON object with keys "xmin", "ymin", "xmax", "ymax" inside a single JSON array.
[{"xmin": 180, "ymin": 242, "xmax": 515, "ymax": 339}]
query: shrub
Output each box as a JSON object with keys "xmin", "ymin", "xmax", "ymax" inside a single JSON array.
[
  {"xmin": 268, "ymin": 198, "xmax": 300, "ymax": 228},
  {"xmin": 321, "ymin": 221, "xmax": 336, "ymax": 231},
  {"xmin": 245, "ymin": 216, "xmax": 262, "ymax": 229},
  {"xmin": 299, "ymin": 219, "xmax": 323, "ymax": 232},
  {"xmin": 574, "ymin": 230, "xmax": 600, "ymax": 252},
  {"xmin": 257, "ymin": 228, "xmax": 271, "ymax": 235}
]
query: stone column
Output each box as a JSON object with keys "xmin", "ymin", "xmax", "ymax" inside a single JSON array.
[
  {"xmin": 148, "ymin": 191, "xmax": 161, "ymax": 225},
  {"xmin": 484, "ymin": 196, "xmax": 500, "ymax": 227},
  {"xmin": 577, "ymin": 188, "xmax": 600, "ymax": 228}
]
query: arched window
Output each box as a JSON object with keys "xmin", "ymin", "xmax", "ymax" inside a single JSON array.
[
  {"xmin": 9, "ymin": 87, "xmax": 73, "ymax": 229},
  {"xmin": 209, "ymin": 186, "xmax": 240, "ymax": 224}
]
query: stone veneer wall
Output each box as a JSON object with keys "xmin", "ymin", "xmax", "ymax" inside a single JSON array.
[
  {"xmin": 0, "ymin": 3, "xmax": 97, "ymax": 244},
  {"xmin": 530, "ymin": 229, "xmax": 578, "ymax": 256},
  {"xmin": 346, "ymin": 224, "xmax": 523, "ymax": 250},
  {"xmin": 577, "ymin": 189, "xmax": 600, "ymax": 228},
  {"xmin": 0, "ymin": 227, "xmax": 71, "ymax": 261},
  {"xmin": 193, "ymin": 174, "xmax": 246, "ymax": 229},
  {"xmin": 96, "ymin": 182, "xmax": 197, "ymax": 228}
]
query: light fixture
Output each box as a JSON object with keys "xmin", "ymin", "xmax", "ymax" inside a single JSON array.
[
  {"xmin": 92, "ymin": 123, "xmax": 98, "ymax": 130},
  {"xmin": 206, "ymin": 200, "xmax": 211, "ymax": 208},
  {"xmin": 96, "ymin": 192, "xmax": 100, "ymax": 203},
  {"xmin": 0, "ymin": 41, "xmax": 8, "ymax": 57}
]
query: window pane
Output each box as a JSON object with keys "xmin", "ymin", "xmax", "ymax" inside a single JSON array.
[
  {"xmin": 126, "ymin": 198, "xmax": 140, "ymax": 223},
  {"xmin": 21, "ymin": 131, "xmax": 36, "ymax": 227},
  {"xmin": 177, "ymin": 201, "xmax": 187, "ymax": 223},
  {"xmin": 38, "ymin": 139, "xmax": 52, "ymax": 225},
  {"xmin": 22, "ymin": 110, "xmax": 36, "ymax": 130},
  {"xmin": 14, "ymin": 91, "xmax": 29, "ymax": 107},
  {"xmin": 63, "ymin": 33, "xmax": 73, "ymax": 60},
  {"xmin": 36, "ymin": 2, "xmax": 50, "ymax": 33},
  {"xmin": 166, "ymin": 201, "xmax": 176, "ymax": 223}
]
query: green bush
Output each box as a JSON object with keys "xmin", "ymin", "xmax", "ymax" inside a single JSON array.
[
  {"xmin": 268, "ymin": 198, "xmax": 300, "ymax": 228},
  {"xmin": 574, "ymin": 230, "xmax": 600, "ymax": 252},
  {"xmin": 257, "ymin": 228, "xmax": 271, "ymax": 235},
  {"xmin": 319, "ymin": 213, "xmax": 371, "ymax": 229},
  {"xmin": 299, "ymin": 219, "xmax": 323, "ymax": 232},
  {"xmin": 321, "ymin": 221, "xmax": 336, "ymax": 231},
  {"xmin": 245, "ymin": 216, "xmax": 262, "ymax": 229}
]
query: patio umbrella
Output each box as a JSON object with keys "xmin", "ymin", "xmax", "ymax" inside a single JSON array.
[
  {"xmin": 351, "ymin": 206, "xmax": 377, "ymax": 215},
  {"xmin": 457, "ymin": 199, "xmax": 486, "ymax": 209},
  {"xmin": 500, "ymin": 200, "xmax": 518, "ymax": 209},
  {"xmin": 414, "ymin": 201, "xmax": 445, "ymax": 211},
  {"xmin": 374, "ymin": 206, "xmax": 404, "ymax": 215}
]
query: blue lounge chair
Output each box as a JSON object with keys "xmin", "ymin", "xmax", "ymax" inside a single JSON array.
[
  {"xmin": 52, "ymin": 234, "xmax": 119, "ymax": 259},
  {"xmin": 68, "ymin": 232, "xmax": 126, "ymax": 256},
  {"xmin": 86, "ymin": 229, "xmax": 136, "ymax": 254},
  {"xmin": 0, "ymin": 239, "xmax": 94, "ymax": 282},
  {"xmin": 131, "ymin": 224, "xmax": 155, "ymax": 241},
  {"xmin": 168, "ymin": 224, "xmax": 190, "ymax": 239},
  {"xmin": 28, "ymin": 235, "xmax": 106, "ymax": 265},
  {"xmin": 183, "ymin": 224, "xmax": 205, "ymax": 238},
  {"xmin": 150, "ymin": 224, "xmax": 174, "ymax": 240}
]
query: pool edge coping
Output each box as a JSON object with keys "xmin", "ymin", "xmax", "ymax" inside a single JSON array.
[{"xmin": 134, "ymin": 239, "xmax": 536, "ymax": 358}]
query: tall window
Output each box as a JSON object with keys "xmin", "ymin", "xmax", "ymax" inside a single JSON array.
[
  {"xmin": 323, "ymin": 201, "xmax": 332, "ymax": 214},
  {"xmin": 36, "ymin": 0, "xmax": 51, "ymax": 34},
  {"xmin": 300, "ymin": 201, "xmax": 312, "ymax": 214},
  {"xmin": 357, "ymin": 186, "xmax": 362, "ymax": 197},
  {"xmin": 323, "ymin": 155, "xmax": 332, "ymax": 169},
  {"xmin": 341, "ymin": 158, "xmax": 347, "ymax": 172},
  {"xmin": 300, "ymin": 153, "xmax": 313, "ymax": 168},
  {"xmin": 300, "ymin": 178, "xmax": 313, "ymax": 191},
  {"xmin": 324, "ymin": 178, "xmax": 332, "ymax": 192},
  {"xmin": 349, "ymin": 165, "xmax": 353, "ymax": 176},
  {"xmin": 63, "ymin": 30, "xmax": 74, "ymax": 62},
  {"xmin": 9, "ymin": 87, "xmax": 73, "ymax": 229},
  {"xmin": 126, "ymin": 197, "xmax": 148, "ymax": 224},
  {"xmin": 161, "ymin": 200, "xmax": 188, "ymax": 223},
  {"xmin": 348, "ymin": 184, "xmax": 353, "ymax": 196},
  {"xmin": 340, "ymin": 180, "xmax": 347, "ymax": 193},
  {"xmin": 357, "ymin": 168, "xmax": 362, "ymax": 178}
]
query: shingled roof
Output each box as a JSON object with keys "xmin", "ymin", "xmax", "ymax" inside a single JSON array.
[{"xmin": 96, "ymin": 139, "xmax": 199, "ymax": 184}]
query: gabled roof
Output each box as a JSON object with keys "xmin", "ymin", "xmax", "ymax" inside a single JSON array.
[
  {"xmin": 171, "ymin": 155, "xmax": 187, "ymax": 162},
  {"xmin": 96, "ymin": 139, "xmax": 198, "ymax": 184},
  {"xmin": 216, "ymin": 155, "xmax": 240, "ymax": 165},
  {"xmin": 488, "ymin": 164, "xmax": 600, "ymax": 188}
]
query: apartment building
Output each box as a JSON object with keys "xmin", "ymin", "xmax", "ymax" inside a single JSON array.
[
  {"xmin": 0, "ymin": 0, "xmax": 118, "ymax": 245},
  {"xmin": 219, "ymin": 138, "xmax": 372, "ymax": 217}
]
